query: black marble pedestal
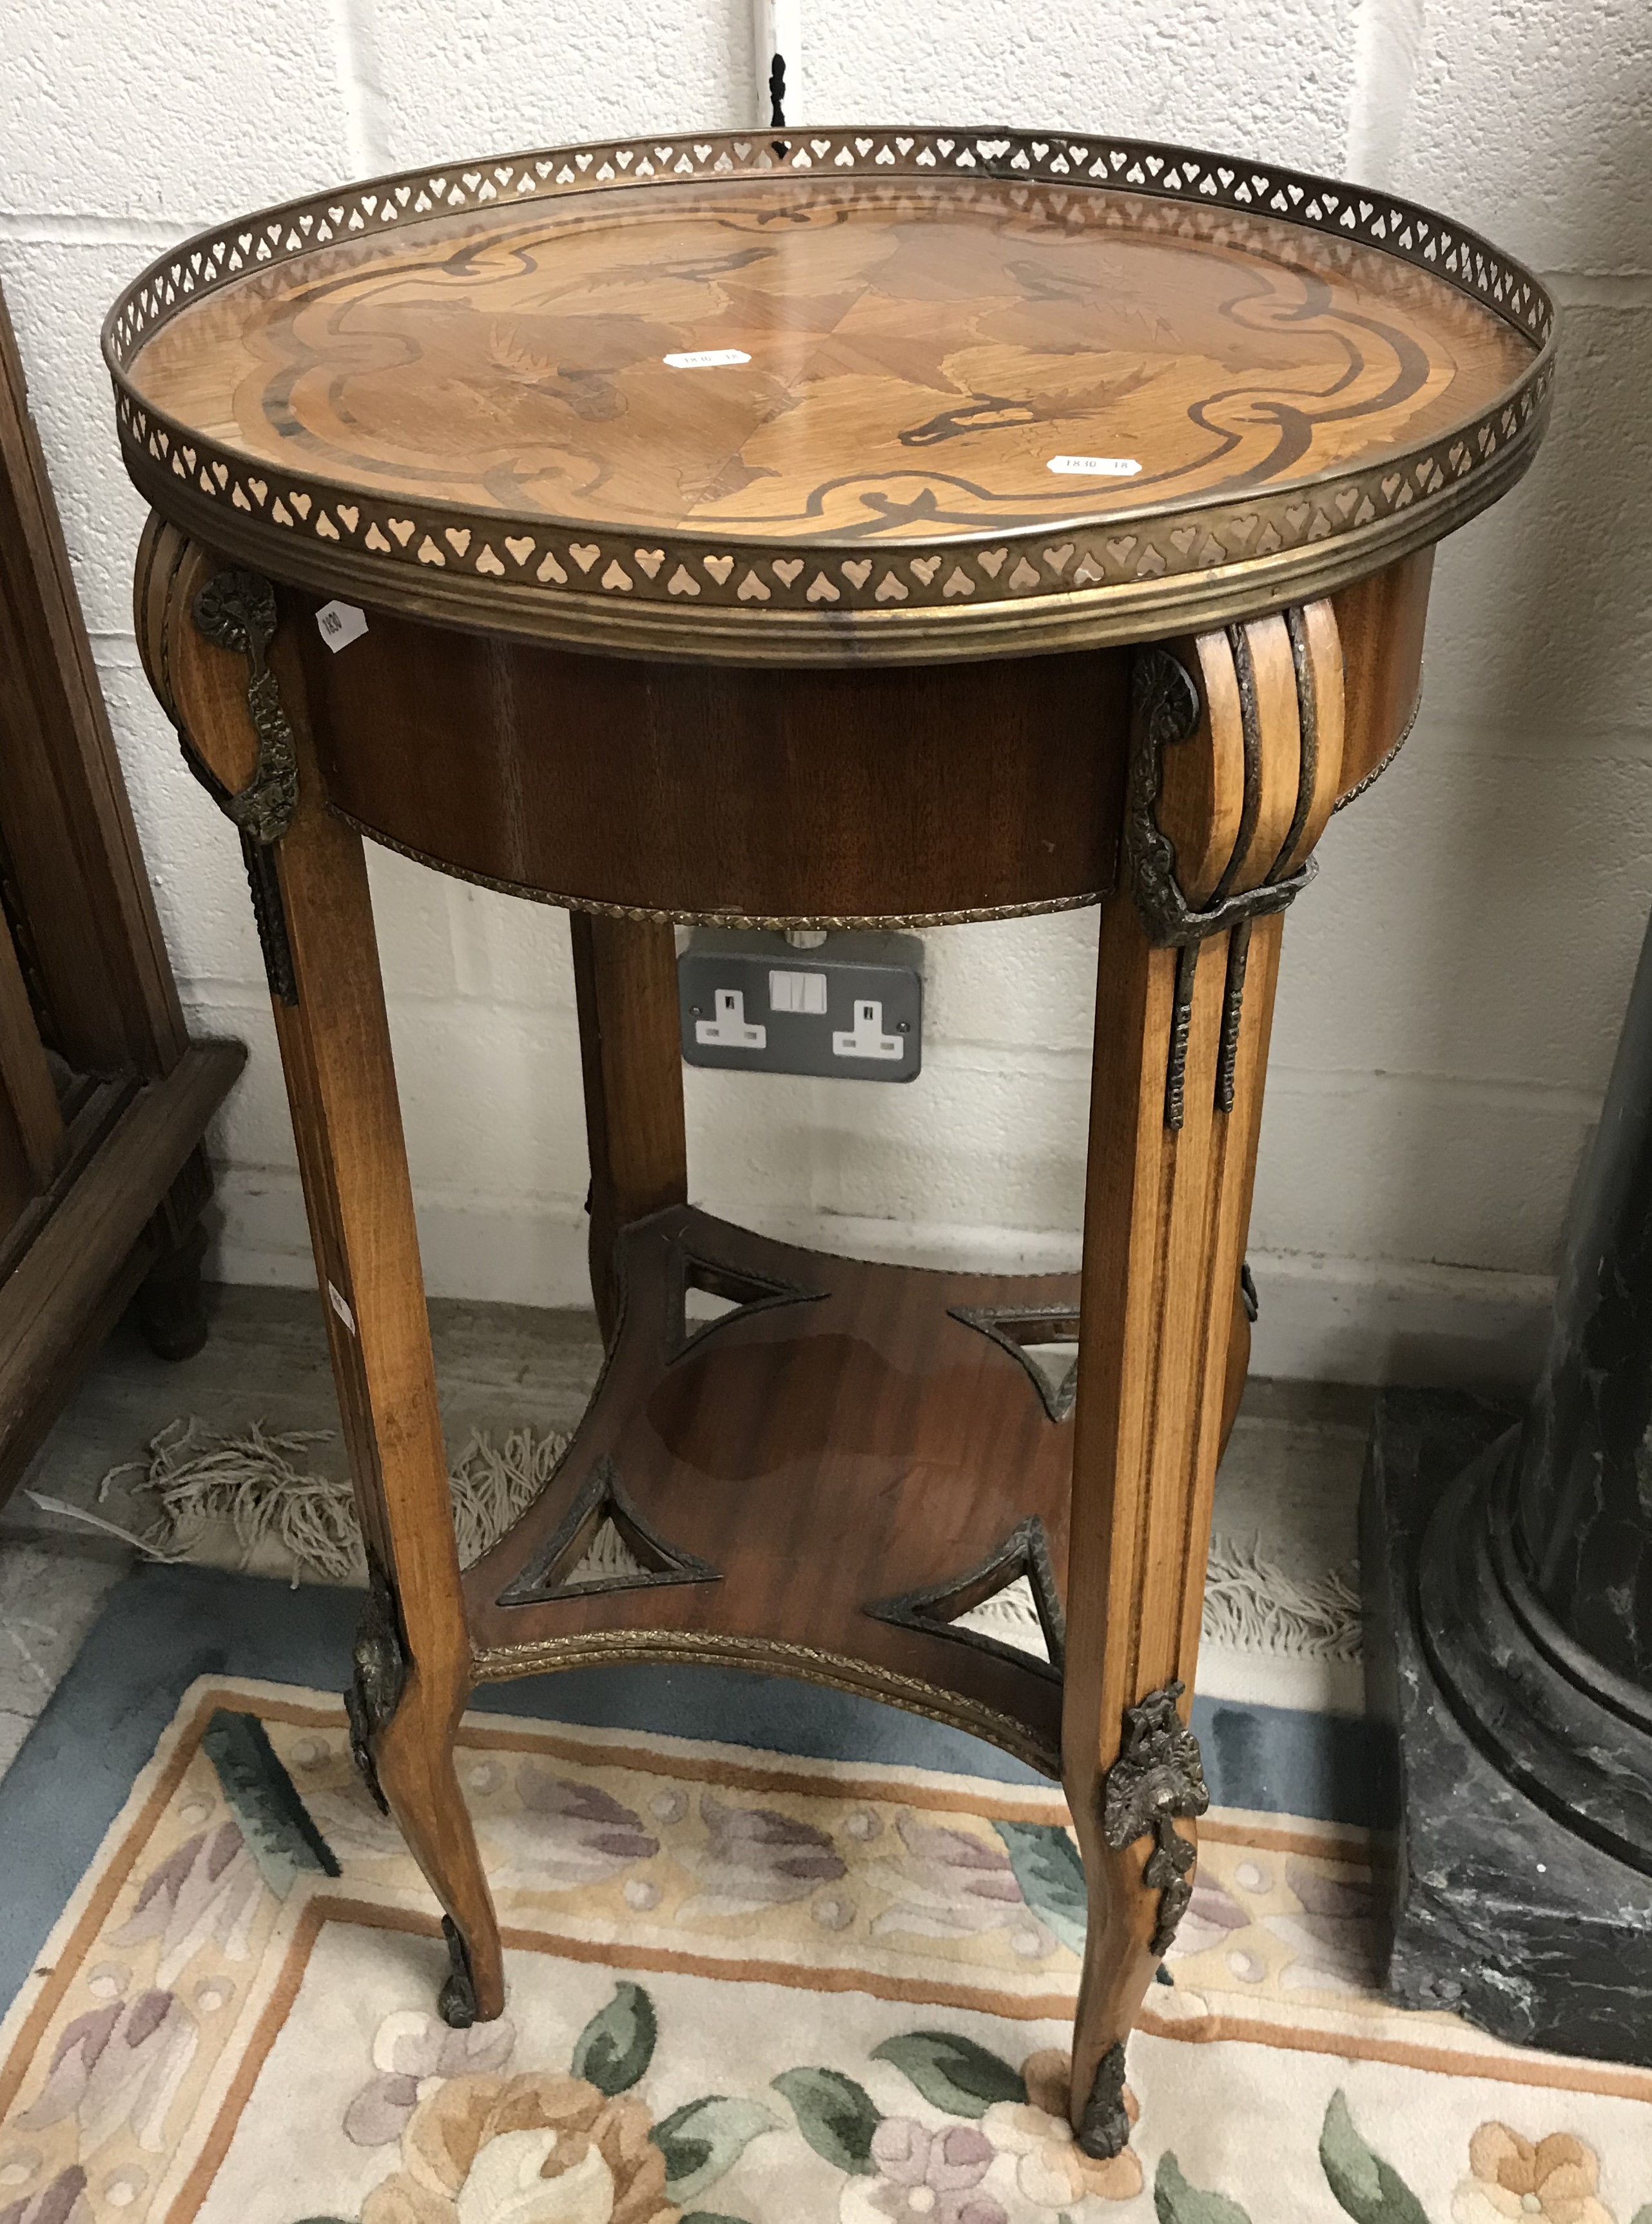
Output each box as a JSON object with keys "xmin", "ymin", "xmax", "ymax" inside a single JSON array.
[{"xmin": 1363, "ymin": 1387, "xmax": 1652, "ymax": 2062}]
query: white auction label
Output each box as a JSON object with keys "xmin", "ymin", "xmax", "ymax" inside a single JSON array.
[
  {"xmin": 315, "ymin": 599, "xmax": 368, "ymax": 652},
  {"xmin": 1047, "ymin": 454, "xmax": 1142, "ymax": 477},
  {"xmin": 663, "ymin": 349, "xmax": 751, "ymax": 369}
]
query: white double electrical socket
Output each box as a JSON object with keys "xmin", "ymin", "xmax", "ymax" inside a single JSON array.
[{"xmin": 679, "ymin": 929, "xmax": 922, "ymax": 1082}]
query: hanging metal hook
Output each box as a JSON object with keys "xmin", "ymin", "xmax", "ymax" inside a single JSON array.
[{"xmin": 752, "ymin": 1, "xmax": 799, "ymax": 140}]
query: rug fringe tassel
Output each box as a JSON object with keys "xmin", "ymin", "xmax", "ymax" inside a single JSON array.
[
  {"xmin": 1200, "ymin": 1534, "xmax": 1363, "ymax": 1659},
  {"xmin": 97, "ymin": 1421, "xmax": 1362, "ymax": 1655},
  {"xmin": 107, "ymin": 1418, "xmax": 568, "ymax": 1583},
  {"xmin": 940, "ymin": 1541, "xmax": 1361, "ymax": 1661}
]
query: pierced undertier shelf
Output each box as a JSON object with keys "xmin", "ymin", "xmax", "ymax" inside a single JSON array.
[{"xmin": 464, "ymin": 1207, "xmax": 1078, "ymax": 1774}]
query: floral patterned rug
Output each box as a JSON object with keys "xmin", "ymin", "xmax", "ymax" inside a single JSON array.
[{"xmin": 1, "ymin": 1675, "xmax": 1649, "ymax": 2224}]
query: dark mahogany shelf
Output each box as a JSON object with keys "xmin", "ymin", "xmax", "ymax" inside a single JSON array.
[{"xmin": 464, "ymin": 1207, "xmax": 1076, "ymax": 1774}]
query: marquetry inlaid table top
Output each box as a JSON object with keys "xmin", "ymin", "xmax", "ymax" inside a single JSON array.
[{"xmin": 106, "ymin": 128, "xmax": 1553, "ymax": 661}]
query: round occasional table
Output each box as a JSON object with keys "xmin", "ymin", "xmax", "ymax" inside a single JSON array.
[{"xmin": 106, "ymin": 126, "xmax": 1551, "ymax": 2158}]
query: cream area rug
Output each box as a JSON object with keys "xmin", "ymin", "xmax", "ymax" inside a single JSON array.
[{"xmin": 1, "ymin": 1678, "xmax": 1649, "ymax": 2224}]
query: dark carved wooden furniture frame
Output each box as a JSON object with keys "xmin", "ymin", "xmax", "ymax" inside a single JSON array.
[{"xmin": 0, "ymin": 284, "xmax": 241, "ymax": 1503}]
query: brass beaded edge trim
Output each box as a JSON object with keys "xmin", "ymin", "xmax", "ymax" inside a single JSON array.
[
  {"xmin": 105, "ymin": 126, "xmax": 1555, "ymax": 654},
  {"xmin": 1332, "ymin": 669, "xmax": 1424, "ymax": 811},
  {"xmin": 331, "ymin": 805, "xmax": 1107, "ymax": 928},
  {"xmin": 469, "ymin": 1627, "xmax": 1062, "ymax": 1777}
]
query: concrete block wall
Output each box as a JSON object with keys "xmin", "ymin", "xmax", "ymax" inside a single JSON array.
[{"xmin": 3, "ymin": 0, "xmax": 1647, "ymax": 1383}]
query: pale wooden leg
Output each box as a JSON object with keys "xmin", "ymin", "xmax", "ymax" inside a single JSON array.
[
  {"xmin": 268, "ymin": 830, "xmax": 504, "ymax": 2024},
  {"xmin": 143, "ymin": 522, "xmax": 503, "ymax": 2024},
  {"xmin": 570, "ymin": 912, "xmax": 688, "ymax": 1341},
  {"xmin": 1063, "ymin": 609, "xmax": 1345, "ymax": 2152}
]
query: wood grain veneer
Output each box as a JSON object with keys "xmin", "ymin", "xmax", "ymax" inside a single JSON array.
[{"xmin": 129, "ymin": 177, "xmax": 1533, "ymax": 537}]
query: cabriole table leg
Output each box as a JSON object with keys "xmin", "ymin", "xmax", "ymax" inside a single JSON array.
[
  {"xmin": 137, "ymin": 518, "xmax": 506, "ymax": 2025},
  {"xmin": 1064, "ymin": 609, "xmax": 1345, "ymax": 2154}
]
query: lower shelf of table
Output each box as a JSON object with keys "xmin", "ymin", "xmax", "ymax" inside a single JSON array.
[{"xmin": 463, "ymin": 1206, "xmax": 1080, "ymax": 1775}]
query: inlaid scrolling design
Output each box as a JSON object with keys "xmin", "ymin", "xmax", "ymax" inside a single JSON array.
[{"xmin": 105, "ymin": 131, "xmax": 1553, "ymax": 628}]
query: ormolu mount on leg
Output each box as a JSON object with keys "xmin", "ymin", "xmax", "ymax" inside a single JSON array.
[
  {"xmin": 188, "ymin": 569, "xmax": 301, "ymax": 1006},
  {"xmin": 1125, "ymin": 609, "xmax": 1328, "ymax": 1131},
  {"xmin": 135, "ymin": 527, "xmax": 303, "ymax": 1006},
  {"xmin": 1078, "ymin": 2042, "xmax": 1131, "ymax": 2160},
  {"xmin": 1102, "ymin": 1681, "xmax": 1211, "ymax": 1957},
  {"xmin": 1063, "ymin": 605, "xmax": 1344, "ymax": 2157},
  {"xmin": 345, "ymin": 1557, "xmax": 407, "ymax": 1815},
  {"xmin": 188, "ymin": 569, "xmax": 299, "ymax": 844}
]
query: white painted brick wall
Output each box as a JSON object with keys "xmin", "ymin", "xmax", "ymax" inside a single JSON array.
[{"xmin": 1, "ymin": 0, "xmax": 1647, "ymax": 1383}]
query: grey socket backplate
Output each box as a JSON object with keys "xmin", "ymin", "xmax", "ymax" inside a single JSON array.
[{"xmin": 678, "ymin": 929, "xmax": 923, "ymax": 1083}]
